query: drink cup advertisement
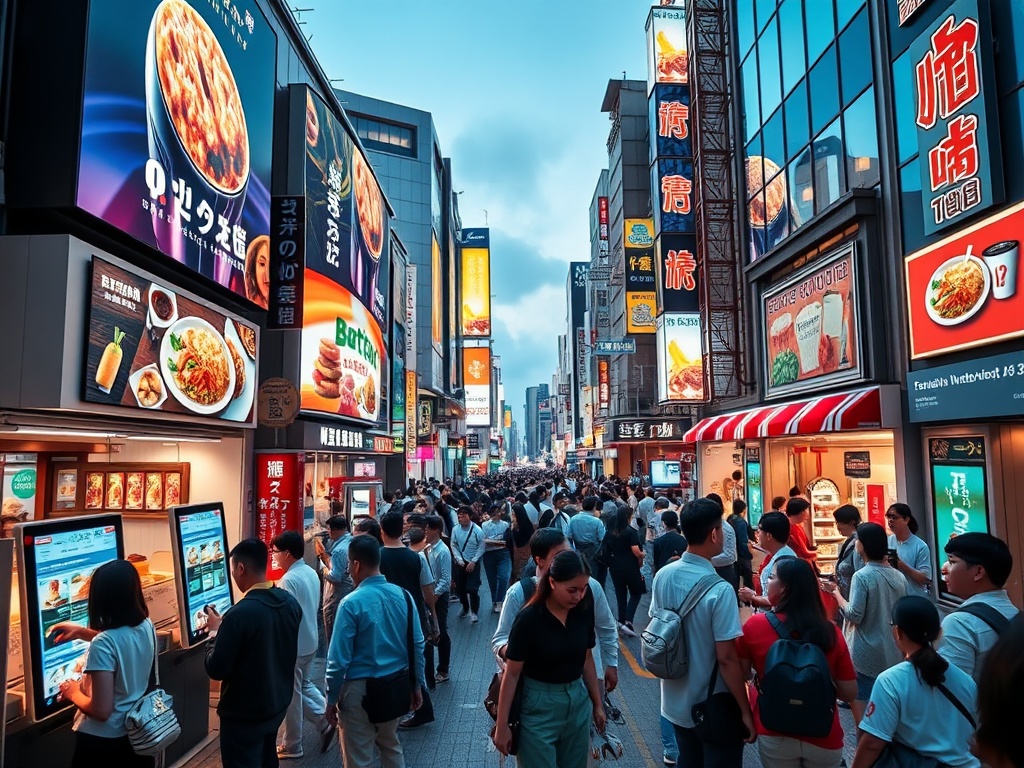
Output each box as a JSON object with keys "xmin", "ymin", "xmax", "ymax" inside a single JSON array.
[
  {"xmin": 762, "ymin": 245, "xmax": 860, "ymax": 398},
  {"xmin": 78, "ymin": 0, "xmax": 275, "ymax": 304},
  {"xmin": 905, "ymin": 201, "xmax": 1024, "ymax": 359}
]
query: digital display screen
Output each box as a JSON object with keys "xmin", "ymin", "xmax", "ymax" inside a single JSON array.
[
  {"xmin": 16, "ymin": 514, "xmax": 124, "ymax": 721},
  {"xmin": 651, "ymin": 460, "xmax": 681, "ymax": 487},
  {"xmin": 169, "ymin": 502, "xmax": 233, "ymax": 647}
]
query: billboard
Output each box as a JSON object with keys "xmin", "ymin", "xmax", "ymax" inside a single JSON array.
[
  {"xmin": 598, "ymin": 197, "xmax": 610, "ymax": 255},
  {"xmin": 464, "ymin": 346, "xmax": 491, "ymax": 427},
  {"xmin": 650, "ymin": 84, "xmax": 693, "ymax": 161},
  {"xmin": 431, "ymin": 235, "xmax": 443, "ymax": 351},
  {"xmin": 460, "ymin": 228, "xmax": 491, "ymax": 336},
  {"xmin": 652, "ymin": 158, "xmax": 696, "ymax": 238},
  {"xmin": 762, "ymin": 245, "xmax": 861, "ymax": 398},
  {"xmin": 569, "ymin": 263, "xmax": 589, "ymax": 439},
  {"xmin": 625, "ymin": 219, "xmax": 657, "ymax": 334},
  {"xmin": 657, "ymin": 313, "xmax": 705, "ymax": 401},
  {"xmin": 646, "ymin": 4, "xmax": 688, "ymax": 94},
  {"xmin": 656, "ymin": 233, "xmax": 700, "ymax": 313},
  {"xmin": 905, "ymin": 200, "xmax": 1024, "ymax": 359},
  {"xmin": 598, "ymin": 359, "xmax": 610, "ymax": 416},
  {"xmin": 908, "ymin": 349, "xmax": 1024, "ymax": 422},
  {"xmin": 78, "ymin": 0, "xmax": 275, "ymax": 303}
]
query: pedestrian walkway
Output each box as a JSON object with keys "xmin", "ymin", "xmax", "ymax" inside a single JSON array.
[{"xmin": 175, "ymin": 573, "xmax": 858, "ymax": 767}]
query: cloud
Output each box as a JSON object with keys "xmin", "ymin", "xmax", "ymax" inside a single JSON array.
[{"xmin": 493, "ymin": 283, "xmax": 564, "ymax": 344}]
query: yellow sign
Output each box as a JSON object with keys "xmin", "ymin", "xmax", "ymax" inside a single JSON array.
[
  {"xmin": 626, "ymin": 292, "xmax": 657, "ymax": 334},
  {"xmin": 461, "ymin": 247, "xmax": 491, "ymax": 336},
  {"xmin": 406, "ymin": 371, "xmax": 417, "ymax": 454},
  {"xmin": 431, "ymin": 235, "xmax": 442, "ymax": 348}
]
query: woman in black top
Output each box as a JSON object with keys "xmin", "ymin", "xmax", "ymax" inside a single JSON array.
[
  {"xmin": 605, "ymin": 505, "xmax": 646, "ymax": 637},
  {"xmin": 493, "ymin": 551, "xmax": 606, "ymax": 767}
]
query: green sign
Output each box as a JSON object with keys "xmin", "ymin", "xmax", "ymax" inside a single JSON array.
[
  {"xmin": 746, "ymin": 461, "xmax": 763, "ymax": 527},
  {"xmin": 931, "ymin": 463, "xmax": 989, "ymax": 549},
  {"xmin": 10, "ymin": 469, "xmax": 36, "ymax": 499}
]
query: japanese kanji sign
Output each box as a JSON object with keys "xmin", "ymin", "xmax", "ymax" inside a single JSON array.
[
  {"xmin": 656, "ymin": 233, "xmax": 700, "ymax": 313},
  {"xmin": 652, "ymin": 158, "xmax": 697, "ymax": 236},
  {"xmin": 649, "ymin": 85, "xmax": 693, "ymax": 160},
  {"xmin": 594, "ymin": 339, "xmax": 637, "ymax": 354},
  {"xmin": 269, "ymin": 196, "xmax": 306, "ymax": 330},
  {"xmin": 910, "ymin": 0, "xmax": 1001, "ymax": 235},
  {"xmin": 625, "ymin": 219, "xmax": 657, "ymax": 334},
  {"xmin": 255, "ymin": 452, "xmax": 304, "ymax": 580},
  {"xmin": 609, "ymin": 417, "xmax": 690, "ymax": 442}
]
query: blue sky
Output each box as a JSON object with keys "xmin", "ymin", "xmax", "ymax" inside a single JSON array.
[{"xmin": 309, "ymin": 1, "xmax": 648, "ymax": 428}]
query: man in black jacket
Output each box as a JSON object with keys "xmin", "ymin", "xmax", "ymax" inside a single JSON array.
[{"xmin": 205, "ymin": 538, "xmax": 301, "ymax": 768}]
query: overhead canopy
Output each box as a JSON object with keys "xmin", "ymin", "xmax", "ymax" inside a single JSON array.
[{"xmin": 683, "ymin": 386, "xmax": 896, "ymax": 443}]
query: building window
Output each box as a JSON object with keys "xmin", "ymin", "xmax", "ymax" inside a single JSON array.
[{"xmin": 350, "ymin": 113, "xmax": 416, "ymax": 158}]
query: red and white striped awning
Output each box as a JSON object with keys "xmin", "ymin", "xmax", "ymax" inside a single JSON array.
[{"xmin": 682, "ymin": 386, "xmax": 890, "ymax": 443}]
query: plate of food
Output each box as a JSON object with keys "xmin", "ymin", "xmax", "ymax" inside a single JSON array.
[
  {"xmin": 925, "ymin": 254, "xmax": 991, "ymax": 327},
  {"xmin": 160, "ymin": 316, "xmax": 236, "ymax": 415},
  {"xmin": 221, "ymin": 317, "xmax": 256, "ymax": 421},
  {"xmin": 129, "ymin": 364, "xmax": 168, "ymax": 409}
]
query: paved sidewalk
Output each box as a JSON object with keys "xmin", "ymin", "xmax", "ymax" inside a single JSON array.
[{"xmin": 175, "ymin": 575, "xmax": 858, "ymax": 767}]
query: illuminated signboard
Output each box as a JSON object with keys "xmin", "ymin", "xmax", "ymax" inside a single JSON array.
[
  {"xmin": 646, "ymin": 4, "xmax": 688, "ymax": 95},
  {"xmin": 598, "ymin": 359, "xmax": 610, "ymax": 416},
  {"xmin": 625, "ymin": 219, "xmax": 657, "ymax": 334},
  {"xmin": 656, "ymin": 232, "xmax": 700, "ymax": 313},
  {"xmin": 460, "ymin": 228, "xmax": 491, "ymax": 336},
  {"xmin": 431, "ymin": 234, "xmax": 442, "ymax": 350},
  {"xmin": 598, "ymin": 197, "xmax": 609, "ymax": 255},
  {"xmin": 464, "ymin": 346, "xmax": 491, "ymax": 427},
  {"xmin": 657, "ymin": 313, "xmax": 705, "ymax": 402}
]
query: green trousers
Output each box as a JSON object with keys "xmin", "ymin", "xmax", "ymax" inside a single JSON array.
[{"xmin": 516, "ymin": 677, "xmax": 591, "ymax": 768}]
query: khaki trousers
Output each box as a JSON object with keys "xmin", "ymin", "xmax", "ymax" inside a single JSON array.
[{"xmin": 337, "ymin": 678, "xmax": 405, "ymax": 768}]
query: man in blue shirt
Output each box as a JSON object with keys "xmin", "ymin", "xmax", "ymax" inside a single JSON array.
[
  {"xmin": 315, "ymin": 515, "xmax": 353, "ymax": 645},
  {"xmin": 326, "ymin": 536, "xmax": 425, "ymax": 768}
]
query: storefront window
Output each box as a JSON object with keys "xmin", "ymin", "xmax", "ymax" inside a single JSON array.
[
  {"xmin": 844, "ymin": 87, "xmax": 879, "ymax": 189},
  {"xmin": 779, "ymin": 0, "xmax": 806, "ymax": 97},
  {"xmin": 785, "ymin": 80, "xmax": 810, "ymax": 161},
  {"xmin": 758, "ymin": 17, "xmax": 782, "ymax": 119},
  {"xmin": 805, "ymin": 0, "xmax": 835, "ymax": 67},
  {"xmin": 737, "ymin": 0, "xmax": 756, "ymax": 59},
  {"xmin": 813, "ymin": 116, "xmax": 845, "ymax": 215},
  {"xmin": 838, "ymin": 8, "xmax": 871, "ymax": 107},
  {"xmin": 810, "ymin": 44, "xmax": 839, "ymax": 135}
]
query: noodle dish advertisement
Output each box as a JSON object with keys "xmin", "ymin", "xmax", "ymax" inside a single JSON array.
[
  {"xmin": 77, "ymin": 0, "xmax": 276, "ymax": 306},
  {"xmin": 905, "ymin": 200, "xmax": 1024, "ymax": 359},
  {"xmin": 85, "ymin": 258, "xmax": 259, "ymax": 424}
]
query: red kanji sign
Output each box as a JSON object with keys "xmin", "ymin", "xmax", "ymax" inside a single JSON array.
[
  {"xmin": 915, "ymin": 14, "xmax": 979, "ymax": 130},
  {"xmin": 928, "ymin": 114, "xmax": 979, "ymax": 191},
  {"xmin": 664, "ymin": 249, "xmax": 697, "ymax": 291},
  {"xmin": 658, "ymin": 101, "xmax": 689, "ymax": 140},
  {"xmin": 661, "ymin": 175, "xmax": 692, "ymax": 214}
]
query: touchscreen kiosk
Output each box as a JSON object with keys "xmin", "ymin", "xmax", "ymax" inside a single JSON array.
[
  {"xmin": 15, "ymin": 513, "xmax": 124, "ymax": 721},
  {"xmin": 651, "ymin": 460, "xmax": 681, "ymax": 488},
  {"xmin": 169, "ymin": 502, "xmax": 233, "ymax": 648}
]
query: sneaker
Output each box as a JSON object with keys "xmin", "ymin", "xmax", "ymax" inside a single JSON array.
[
  {"xmin": 399, "ymin": 713, "xmax": 434, "ymax": 729},
  {"xmin": 449, "ymin": 593, "xmax": 460, "ymax": 603},
  {"xmin": 470, "ymin": 612, "xmax": 479, "ymax": 623},
  {"xmin": 663, "ymin": 757, "xmax": 677, "ymax": 766},
  {"xmin": 492, "ymin": 602, "xmax": 502, "ymax": 614},
  {"xmin": 619, "ymin": 621, "xmax": 637, "ymax": 638},
  {"xmin": 277, "ymin": 749, "xmax": 304, "ymax": 760},
  {"xmin": 435, "ymin": 672, "xmax": 450, "ymax": 683}
]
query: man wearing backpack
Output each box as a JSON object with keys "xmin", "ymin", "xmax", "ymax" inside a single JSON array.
[
  {"xmin": 938, "ymin": 533, "xmax": 1019, "ymax": 686},
  {"xmin": 649, "ymin": 499, "xmax": 755, "ymax": 767}
]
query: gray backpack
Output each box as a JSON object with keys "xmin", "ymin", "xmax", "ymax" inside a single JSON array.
[{"xmin": 641, "ymin": 573, "xmax": 722, "ymax": 679}]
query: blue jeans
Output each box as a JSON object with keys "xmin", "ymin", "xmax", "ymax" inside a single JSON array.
[
  {"xmin": 661, "ymin": 715, "xmax": 679, "ymax": 760},
  {"xmin": 482, "ymin": 549, "xmax": 512, "ymax": 604}
]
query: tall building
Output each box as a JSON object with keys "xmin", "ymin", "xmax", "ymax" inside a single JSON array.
[{"xmin": 524, "ymin": 386, "xmax": 540, "ymax": 460}]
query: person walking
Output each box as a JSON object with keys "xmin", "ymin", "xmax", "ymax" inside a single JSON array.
[
  {"xmin": 326, "ymin": 535, "xmax": 425, "ymax": 768},
  {"xmin": 832, "ymin": 505, "xmax": 863, "ymax": 601},
  {"xmin": 853, "ymin": 596, "xmax": 979, "ymax": 768},
  {"xmin": 204, "ymin": 539, "xmax": 302, "ymax": 768},
  {"xmin": 422, "ymin": 516, "xmax": 453, "ymax": 684},
  {"xmin": 51, "ymin": 560, "xmax": 156, "ymax": 768},
  {"xmin": 737, "ymin": 558, "xmax": 857, "ymax": 768},
  {"xmin": 315, "ymin": 514, "xmax": 353, "ymax": 645},
  {"xmin": 482, "ymin": 504, "xmax": 513, "ymax": 613},
  {"xmin": 566, "ymin": 495, "xmax": 606, "ymax": 574},
  {"xmin": 271, "ymin": 531, "xmax": 333, "ymax": 759},
  {"xmin": 451, "ymin": 506, "xmax": 484, "ymax": 622},
  {"xmin": 821, "ymin": 522, "xmax": 907, "ymax": 724},
  {"xmin": 509, "ymin": 501, "xmax": 535, "ymax": 583},
  {"xmin": 885, "ymin": 503, "xmax": 933, "ymax": 597},
  {"xmin": 650, "ymin": 498, "xmax": 755, "ymax": 767},
  {"xmin": 652, "ymin": 509, "xmax": 688, "ymax": 574},
  {"xmin": 605, "ymin": 504, "xmax": 646, "ymax": 637},
  {"xmin": 492, "ymin": 550, "xmax": 606, "ymax": 767}
]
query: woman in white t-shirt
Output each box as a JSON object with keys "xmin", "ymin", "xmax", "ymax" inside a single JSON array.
[{"xmin": 51, "ymin": 559, "xmax": 156, "ymax": 767}]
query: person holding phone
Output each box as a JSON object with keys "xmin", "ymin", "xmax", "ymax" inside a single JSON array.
[{"xmin": 885, "ymin": 504, "xmax": 932, "ymax": 597}]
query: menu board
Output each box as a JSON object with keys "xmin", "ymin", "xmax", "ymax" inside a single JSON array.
[
  {"xmin": 52, "ymin": 463, "xmax": 189, "ymax": 517},
  {"xmin": 169, "ymin": 502, "xmax": 233, "ymax": 647},
  {"xmin": 15, "ymin": 514, "xmax": 124, "ymax": 721},
  {"xmin": 84, "ymin": 258, "xmax": 259, "ymax": 424}
]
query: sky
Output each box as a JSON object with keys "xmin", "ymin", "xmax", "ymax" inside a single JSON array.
[{"xmin": 310, "ymin": 1, "xmax": 649, "ymax": 429}]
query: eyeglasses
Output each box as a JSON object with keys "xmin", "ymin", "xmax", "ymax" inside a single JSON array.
[{"xmin": 269, "ymin": 548, "xmax": 283, "ymax": 555}]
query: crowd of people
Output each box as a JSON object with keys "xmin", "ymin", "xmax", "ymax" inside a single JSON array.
[{"xmin": 44, "ymin": 466, "xmax": 1023, "ymax": 768}]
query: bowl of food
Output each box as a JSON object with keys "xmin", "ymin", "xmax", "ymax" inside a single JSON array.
[
  {"xmin": 148, "ymin": 284, "xmax": 178, "ymax": 329},
  {"xmin": 129, "ymin": 364, "xmax": 168, "ymax": 409},
  {"xmin": 160, "ymin": 316, "xmax": 235, "ymax": 414},
  {"xmin": 925, "ymin": 254, "xmax": 991, "ymax": 327}
]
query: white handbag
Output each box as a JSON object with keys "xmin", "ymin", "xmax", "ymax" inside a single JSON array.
[{"xmin": 125, "ymin": 624, "xmax": 181, "ymax": 756}]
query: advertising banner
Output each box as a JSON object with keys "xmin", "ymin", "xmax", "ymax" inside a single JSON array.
[
  {"xmin": 85, "ymin": 258, "xmax": 259, "ymax": 423},
  {"xmin": 406, "ymin": 371, "xmax": 417, "ymax": 455},
  {"xmin": 610, "ymin": 418, "xmax": 690, "ymax": 442},
  {"xmin": 646, "ymin": 4, "xmax": 688, "ymax": 94},
  {"xmin": 255, "ymin": 453, "xmax": 304, "ymax": 581},
  {"xmin": 625, "ymin": 219, "xmax": 657, "ymax": 334},
  {"xmin": 268, "ymin": 196, "xmax": 305, "ymax": 328},
  {"xmin": 656, "ymin": 232, "xmax": 700, "ymax": 313},
  {"xmin": 594, "ymin": 339, "xmax": 636, "ymax": 354},
  {"xmin": 598, "ymin": 197, "xmax": 610, "ymax": 255},
  {"xmin": 598, "ymin": 359, "xmax": 610, "ymax": 417},
  {"xmin": 762, "ymin": 246, "xmax": 860, "ymax": 398},
  {"xmin": 650, "ymin": 84, "xmax": 693, "ymax": 162},
  {"xmin": 417, "ymin": 399, "xmax": 433, "ymax": 438},
  {"xmin": 657, "ymin": 313, "xmax": 705, "ymax": 401},
  {"xmin": 431, "ymin": 235, "xmax": 442, "ymax": 351},
  {"xmin": 391, "ymin": 356, "xmax": 405, "ymax": 452},
  {"xmin": 405, "ymin": 264, "xmax": 417, "ymax": 373},
  {"xmin": 299, "ymin": 270, "xmax": 384, "ymax": 425},
  {"xmin": 652, "ymin": 158, "xmax": 696, "ymax": 238},
  {"xmin": 910, "ymin": 0, "xmax": 1001, "ymax": 235},
  {"xmin": 464, "ymin": 346, "xmax": 491, "ymax": 427},
  {"xmin": 905, "ymin": 200, "xmax": 1024, "ymax": 359},
  {"xmin": 908, "ymin": 348, "xmax": 1024, "ymax": 422},
  {"xmin": 460, "ymin": 228, "xmax": 491, "ymax": 336},
  {"xmin": 78, "ymin": 0, "xmax": 275, "ymax": 303},
  {"xmin": 569, "ymin": 263, "xmax": 589, "ymax": 437}
]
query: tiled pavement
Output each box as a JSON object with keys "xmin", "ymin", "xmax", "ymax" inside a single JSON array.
[{"xmin": 176, "ymin": 575, "xmax": 858, "ymax": 767}]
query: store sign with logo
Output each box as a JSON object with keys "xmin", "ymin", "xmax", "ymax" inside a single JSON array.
[
  {"xmin": 598, "ymin": 197, "xmax": 609, "ymax": 255},
  {"xmin": 405, "ymin": 372, "xmax": 417, "ymax": 454},
  {"xmin": 910, "ymin": 0, "xmax": 1002, "ymax": 235},
  {"xmin": 460, "ymin": 228, "xmax": 491, "ymax": 337},
  {"xmin": 417, "ymin": 398, "xmax": 433, "ymax": 437},
  {"xmin": 597, "ymin": 359, "xmax": 610, "ymax": 417},
  {"xmin": 594, "ymin": 339, "xmax": 636, "ymax": 354},
  {"xmin": 610, "ymin": 417, "xmax": 690, "ymax": 442},
  {"xmin": 625, "ymin": 219, "xmax": 657, "ymax": 334},
  {"xmin": 908, "ymin": 348, "xmax": 1024, "ymax": 421},
  {"xmin": 656, "ymin": 232, "xmax": 700, "ymax": 313},
  {"xmin": 255, "ymin": 453, "xmax": 304, "ymax": 580}
]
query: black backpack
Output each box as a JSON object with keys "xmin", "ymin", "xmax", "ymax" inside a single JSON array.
[
  {"xmin": 756, "ymin": 612, "xmax": 836, "ymax": 738},
  {"xmin": 955, "ymin": 602, "xmax": 1016, "ymax": 635}
]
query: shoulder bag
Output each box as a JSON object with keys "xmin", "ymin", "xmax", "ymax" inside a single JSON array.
[
  {"xmin": 873, "ymin": 683, "xmax": 976, "ymax": 768},
  {"xmin": 362, "ymin": 591, "xmax": 417, "ymax": 723},
  {"xmin": 690, "ymin": 659, "xmax": 748, "ymax": 747},
  {"xmin": 126, "ymin": 623, "xmax": 182, "ymax": 756}
]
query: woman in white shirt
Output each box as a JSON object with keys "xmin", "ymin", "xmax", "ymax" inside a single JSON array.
[
  {"xmin": 481, "ymin": 504, "xmax": 513, "ymax": 613},
  {"xmin": 51, "ymin": 559, "xmax": 156, "ymax": 767}
]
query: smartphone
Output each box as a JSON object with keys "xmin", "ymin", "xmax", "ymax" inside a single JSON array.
[{"xmin": 886, "ymin": 548, "xmax": 899, "ymax": 566}]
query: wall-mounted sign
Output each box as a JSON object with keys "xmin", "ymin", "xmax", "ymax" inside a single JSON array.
[
  {"xmin": 598, "ymin": 197, "xmax": 610, "ymax": 255},
  {"xmin": 257, "ymin": 378, "xmax": 300, "ymax": 428},
  {"xmin": 646, "ymin": 4, "xmax": 688, "ymax": 94},
  {"xmin": 268, "ymin": 196, "xmax": 305, "ymax": 327},
  {"xmin": 460, "ymin": 228, "xmax": 491, "ymax": 336},
  {"xmin": 417, "ymin": 398, "xmax": 433, "ymax": 437},
  {"xmin": 762, "ymin": 245, "xmax": 861, "ymax": 398},
  {"xmin": 467, "ymin": 432, "xmax": 480, "ymax": 450},
  {"xmin": 652, "ymin": 158, "xmax": 696, "ymax": 238},
  {"xmin": 85, "ymin": 258, "xmax": 259, "ymax": 424},
  {"xmin": 405, "ymin": 371, "xmax": 417, "ymax": 455},
  {"xmin": 844, "ymin": 451, "xmax": 872, "ymax": 479},
  {"xmin": 905, "ymin": 200, "xmax": 1024, "ymax": 359},
  {"xmin": 657, "ymin": 313, "xmax": 706, "ymax": 402},
  {"xmin": 256, "ymin": 453, "xmax": 304, "ymax": 580},
  {"xmin": 598, "ymin": 359, "xmax": 610, "ymax": 416},
  {"xmin": 610, "ymin": 417, "xmax": 691, "ymax": 442},
  {"xmin": 650, "ymin": 84, "xmax": 692, "ymax": 160},
  {"xmin": 910, "ymin": 0, "xmax": 1001, "ymax": 235},
  {"xmin": 78, "ymin": 0, "xmax": 275, "ymax": 304},
  {"xmin": 908, "ymin": 348, "xmax": 1024, "ymax": 421},
  {"xmin": 405, "ymin": 264, "xmax": 417, "ymax": 372},
  {"xmin": 656, "ymin": 232, "xmax": 700, "ymax": 313},
  {"xmin": 464, "ymin": 346, "xmax": 491, "ymax": 427},
  {"xmin": 899, "ymin": 0, "xmax": 932, "ymax": 25},
  {"xmin": 594, "ymin": 339, "xmax": 637, "ymax": 354}
]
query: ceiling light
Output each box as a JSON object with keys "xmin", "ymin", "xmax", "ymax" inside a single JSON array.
[
  {"xmin": 0, "ymin": 427, "xmax": 127, "ymax": 439},
  {"xmin": 127, "ymin": 436, "xmax": 221, "ymax": 443}
]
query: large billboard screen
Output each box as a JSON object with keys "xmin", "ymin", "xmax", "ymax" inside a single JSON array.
[
  {"xmin": 464, "ymin": 346, "xmax": 491, "ymax": 427},
  {"xmin": 657, "ymin": 313, "xmax": 706, "ymax": 402},
  {"xmin": 432, "ymin": 234, "xmax": 443, "ymax": 351},
  {"xmin": 646, "ymin": 5, "xmax": 688, "ymax": 94},
  {"xmin": 78, "ymin": 0, "xmax": 276, "ymax": 303},
  {"xmin": 461, "ymin": 228, "xmax": 491, "ymax": 336}
]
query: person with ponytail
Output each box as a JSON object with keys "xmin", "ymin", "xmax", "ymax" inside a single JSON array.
[
  {"xmin": 852, "ymin": 596, "xmax": 979, "ymax": 768},
  {"xmin": 492, "ymin": 550, "xmax": 606, "ymax": 766},
  {"xmin": 884, "ymin": 503, "xmax": 933, "ymax": 597}
]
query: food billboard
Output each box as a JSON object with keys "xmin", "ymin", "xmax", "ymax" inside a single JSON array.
[
  {"xmin": 657, "ymin": 313, "xmax": 705, "ymax": 402},
  {"xmin": 905, "ymin": 200, "xmax": 1024, "ymax": 359},
  {"xmin": 460, "ymin": 229, "xmax": 491, "ymax": 336},
  {"xmin": 78, "ymin": 0, "xmax": 275, "ymax": 305},
  {"xmin": 646, "ymin": 4, "xmax": 688, "ymax": 94},
  {"xmin": 464, "ymin": 346, "xmax": 491, "ymax": 427},
  {"xmin": 762, "ymin": 246, "xmax": 860, "ymax": 398},
  {"xmin": 84, "ymin": 258, "xmax": 259, "ymax": 424}
]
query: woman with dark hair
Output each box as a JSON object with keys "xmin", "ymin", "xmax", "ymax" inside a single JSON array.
[
  {"xmin": 853, "ymin": 596, "xmax": 978, "ymax": 768},
  {"xmin": 605, "ymin": 504, "xmax": 646, "ymax": 637},
  {"xmin": 50, "ymin": 560, "xmax": 156, "ymax": 767},
  {"xmin": 973, "ymin": 614, "xmax": 1024, "ymax": 768},
  {"xmin": 832, "ymin": 504, "xmax": 863, "ymax": 601},
  {"xmin": 885, "ymin": 503, "xmax": 932, "ymax": 597},
  {"xmin": 492, "ymin": 550, "xmax": 605, "ymax": 766},
  {"xmin": 738, "ymin": 558, "xmax": 857, "ymax": 767},
  {"xmin": 509, "ymin": 502, "xmax": 535, "ymax": 582},
  {"xmin": 525, "ymin": 490, "xmax": 544, "ymax": 527},
  {"xmin": 482, "ymin": 504, "xmax": 513, "ymax": 613},
  {"xmin": 822, "ymin": 522, "xmax": 907, "ymax": 724}
]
